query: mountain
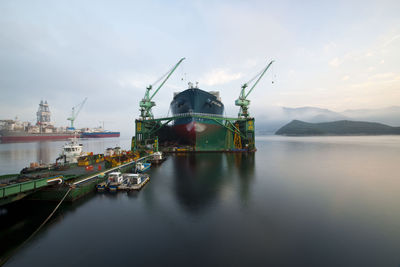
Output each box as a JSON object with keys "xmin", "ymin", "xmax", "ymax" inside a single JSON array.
[
  {"xmin": 281, "ymin": 107, "xmax": 348, "ymax": 122},
  {"xmin": 275, "ymin": 120, "xmax": 400, "ymax": 136},
  {"xmin": 341, "ymin": 106, "xmax": 400, "ymax": 126},
  {"xmin": 255, "ymin": 106, "xmax": 400, "ymax": 134},
  {"xmin": 255, "ymin": 106, "xmax": 348, "ymax": 134}
]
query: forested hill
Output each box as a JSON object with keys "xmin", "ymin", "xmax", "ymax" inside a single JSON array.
[{"xmin": 275, "ymin": 120, "xmax": 400, "ymax": 135}]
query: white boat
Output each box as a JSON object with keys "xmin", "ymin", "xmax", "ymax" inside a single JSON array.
[
  {"xmin": 135, "ymin": 162, "xmax": 151, "ymax": 173},
  {"xmin": 119, "ymin": 173, "xmax": 150, "ymax": 191},
  {"xmin": 107, "ymin": 171, "xmax": 123, "ymax": 192},
  {"xmin": 56, "ymin": 135, "xmax": 84, "ymax": 164}
]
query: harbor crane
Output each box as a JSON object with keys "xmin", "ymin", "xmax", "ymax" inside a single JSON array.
[
  {"xmin": 67, "ymin": 97, "xmax": 87, "ymax": 130},
  {"xmin": 235, "ymin": 60, "xmax": 274, "ymax": 118},
  {"xmin": 140, "ymin": 57, "xmax": 185, "ymax": 120}
]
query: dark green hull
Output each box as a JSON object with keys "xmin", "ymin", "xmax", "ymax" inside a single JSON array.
[{"xmin": 27, "ymin": 161, "xmax": 135, "ymax": 202}]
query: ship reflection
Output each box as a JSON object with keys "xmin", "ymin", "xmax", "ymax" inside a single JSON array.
[{"xmin": 171, "ymin": 152, "xmax": 255, "ymax": 213}]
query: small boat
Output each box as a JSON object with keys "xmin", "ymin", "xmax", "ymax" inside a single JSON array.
[
  {"xmin": 118, "ymin": 173, "xmax": 150, "ymax": 191},
  {"xmin": 106, "ymin": 171, "xmax": 123, "ymax": 192},
  {"xmin": 135, "ymin": 162, "xmax": 151, "ymax": 173},
  {"xmin": 149, "ymin": 152, "xmax": 166, "ymax": 165},
  {"xmin": 96, "ymin": 182, "xmax": 107, "ymax": 192}
]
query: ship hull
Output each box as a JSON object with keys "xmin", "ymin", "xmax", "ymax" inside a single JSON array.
[
  {"xmin": 170, "ymin": 88, "xmax": 226, "ymax": 150},
  {"xmin": 81, "ymin": 132, "xmax": 120, "ymax": 138},
  {"xmin": 0, "ymin": 133, "xmax": 76, "ymax": 143}
]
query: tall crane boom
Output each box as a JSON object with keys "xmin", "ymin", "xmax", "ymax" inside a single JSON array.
[
  {"xmin": 235, "ymin": 60, "xmax": 274, "ymax": 118},
  {"xmin": 140, "ymin": 58, "xmax": 185, "ymax": 120},
  {"xmin": 67, "ymin": 97, "xmax": 87, "ymax": 130}
]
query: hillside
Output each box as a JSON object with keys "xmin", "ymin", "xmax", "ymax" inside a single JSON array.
[{"xmin": 275, "ymin": 120, "xmax": 400, "ymax": 136}]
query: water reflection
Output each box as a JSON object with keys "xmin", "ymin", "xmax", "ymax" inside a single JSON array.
[
  {"xmin": 172, "ymin": 153, "xmax": 255, "ymax": 213},
  {"xmin": 226, "ymin": 152, "xmax": 255, "ymax": 205}
]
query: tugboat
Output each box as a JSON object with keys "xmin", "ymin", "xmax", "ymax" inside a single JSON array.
[{"xmin": 56, "ymin": 135, "xmax": 84, "ymax": 164}]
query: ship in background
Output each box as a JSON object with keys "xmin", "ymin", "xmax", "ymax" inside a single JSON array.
[
  {"xmin": 81, "ymin": 127, "xmax": 120, "ymax": 138},
  {"xmin": 0, "ymin": 100, "xmax": 120, "ymax": 143},
  {"xmin": 170, "ymin": 82, "xmax": 225, "ymax": 146}
]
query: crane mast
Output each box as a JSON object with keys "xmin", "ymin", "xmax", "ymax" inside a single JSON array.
[
  {"xmin": 140, "ymin": 58, "xmax": 185, "ymax": 120},
  {"xmin": 67, "ymin": 97, "xmax": 87, "ymax": 130},
  {"xmin": 235, "ymin": 60, "xmax": 274, "ymax": 118}
]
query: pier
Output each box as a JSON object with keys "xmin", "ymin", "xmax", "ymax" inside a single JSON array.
[{"xmin": 0, "ymin": 154, "xmax": 154, "ymax": 206}]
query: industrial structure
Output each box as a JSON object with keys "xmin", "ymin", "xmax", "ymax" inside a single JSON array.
[{"xmin": 132, "ymin": 59, "xmax": 274, "ymax": 153}]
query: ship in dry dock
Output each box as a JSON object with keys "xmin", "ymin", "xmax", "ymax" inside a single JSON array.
[{"xmin": 132, "ymin": 58, "xmax": 273, "ymax": 152}]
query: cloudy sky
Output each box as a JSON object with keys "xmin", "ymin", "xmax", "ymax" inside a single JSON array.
[{"xmin": 1, "ymin": 0, "xmax": 399, "ymax": 136}]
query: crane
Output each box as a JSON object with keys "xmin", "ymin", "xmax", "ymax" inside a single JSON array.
[
  {"xmin": 235, "ymin": 60, "xmax": 274, "ymax": 118},
  {"xmin": 139, "ymin": 57, "xmax": 185, "ymax": 120},
  {"xmin": 67, "ymin": 97, "xmax": 87, "ymax": 130}
]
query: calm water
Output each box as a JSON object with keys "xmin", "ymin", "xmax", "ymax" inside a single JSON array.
[{"xmin": 1, "ymin": 136, "xmax": 400, "ymax": 266}]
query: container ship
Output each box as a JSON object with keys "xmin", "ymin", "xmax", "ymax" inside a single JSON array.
[
  {"xmin": 170, "ymin": 82, "xmax": 226, "ymax": 148},
  {"xmin": 0, "ymin": 100, "xmax": 120, "ymax": 143}
]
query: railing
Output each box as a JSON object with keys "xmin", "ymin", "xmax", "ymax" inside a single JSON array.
[
  {"xmin": 73, "ymin": 155, "xmax": 154, "ymax": 186},
  {"xmin": 0, "ymin": 175, "xmax": 64, "ymax": 199},
  {"xmin": 137, "ymin": 112, "xmax": 250, "ymax": 122}
]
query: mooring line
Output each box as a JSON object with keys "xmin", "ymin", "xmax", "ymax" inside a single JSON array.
[{"xmin": 0, "ymin": 187, "xmax": 72, "ymax": 266}]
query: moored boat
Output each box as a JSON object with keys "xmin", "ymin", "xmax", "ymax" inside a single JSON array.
[
  {"xmin": 118, "ymin": 173, "xmax": 150, "ymax": 191},
  {"xmin": 135, "ymin": 162, "xmax": 151, "ymax": 173},
  {"xmin": 106, "ymin": 171, "xmax": 124, "ymax": 192}
]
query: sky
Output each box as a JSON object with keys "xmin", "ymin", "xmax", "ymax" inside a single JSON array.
[{"xmin": 0, "ymin": 0, "xmax": 399, "ymax": 136}]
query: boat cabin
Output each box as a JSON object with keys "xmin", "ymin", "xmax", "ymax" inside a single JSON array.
[
  {"xmin": 61, "ymin": 137, "xmax": 83, "ymax": 163},
  {"xmin": 107, "ymin": 172, "xmax": 123, "ymax": 184},
  {"xmin": 125, "ymin": 173, "xmax": 142, "ymax": 184}
]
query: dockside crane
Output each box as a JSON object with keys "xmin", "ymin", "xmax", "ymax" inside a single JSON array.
[
  {"xmin": 140, "ymin": 57, "xmax": 185, "ymax": 120},
  {"xmin": 67, "ymin": 97, "xmax": 87, "ymax": 130},
  {"xmin": 235, "ymin": 60, "xmax": 274, "ymax": 118}
]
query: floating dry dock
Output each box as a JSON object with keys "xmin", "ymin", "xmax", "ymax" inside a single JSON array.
[
  {"xmin": 133, "ymin": 113, "xmax": 255, "ymax": 153},
  {"xmin": 133, "ymin": 58, "xmax": 273, "ymax": 153}
]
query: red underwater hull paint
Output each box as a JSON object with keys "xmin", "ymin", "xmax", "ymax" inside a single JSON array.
[
  {"xmin": 173, "ymin": 121, "xmax": 197, "ymax": 144},
  {"xmin": 0, "ymin": 134, "xmax": 75, "ymax": 143}
]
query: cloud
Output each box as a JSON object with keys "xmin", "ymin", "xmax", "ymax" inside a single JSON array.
[
  {"xmin": 342, "ymin": 75, "xmax": 350, "ymax": 81},
  {"xmin": 329, "ymin": 57, "xmax": 341, "ymax": 67},
  {"xmin": 200, "ymin": 68, "xmax": 242, "ymax": 86}
]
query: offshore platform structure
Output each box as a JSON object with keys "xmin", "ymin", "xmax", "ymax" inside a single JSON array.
[{"xmin": 132, "ymin": 59, "xmax": 274, "ymax": 153}]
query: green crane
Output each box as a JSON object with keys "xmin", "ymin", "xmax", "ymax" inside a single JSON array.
[
  {"xmin": 235, "ymin": 60, "xmax": 274, "ymax": 118},
  {"xmin": 140, "ymin": 57, "xmax": 185, "ymax": 120},
  {"xmin": 67, "ymin": 97, "xmax": 87, "ymax": 130}
]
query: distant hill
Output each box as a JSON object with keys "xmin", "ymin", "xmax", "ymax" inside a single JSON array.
[
  {"xmin": 255, "ymin": 106, "xmax": 348, "ymax": 134},
  {"xmin": 341, "ymin": 106, "xmax": 400, "ymax": 126},
  {"xmin": 282, "ymin": 107, "xmax": 347, "ymax": 122},
  {"xmin": 275, "ymin": 120, "xmax": 400, "ymax": 136},
  {"xmin": 255, "ymin": 106, "xmax": 400, "ymax": 134}
]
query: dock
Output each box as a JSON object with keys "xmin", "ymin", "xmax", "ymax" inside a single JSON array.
[{"xmin": 0, "ymin": 154, "xmax": 154, "ymax": 206}]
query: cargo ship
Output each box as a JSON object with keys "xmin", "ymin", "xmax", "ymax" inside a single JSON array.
[
  {"xmin": 0, "ymin": 100, "xmax": 120, "ymax": 143},
  {"xmin": 81, "ymin": 128, "xmax": 120, "ymax": 138},
  {"xmin": 170, "ymin": 82, "xmax": 225, "ymax": 147}
]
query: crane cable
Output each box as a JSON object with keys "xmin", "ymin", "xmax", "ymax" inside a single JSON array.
[{"xmin": 151, "ymin": 64, "xmax": 177, "ymax": 88}]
